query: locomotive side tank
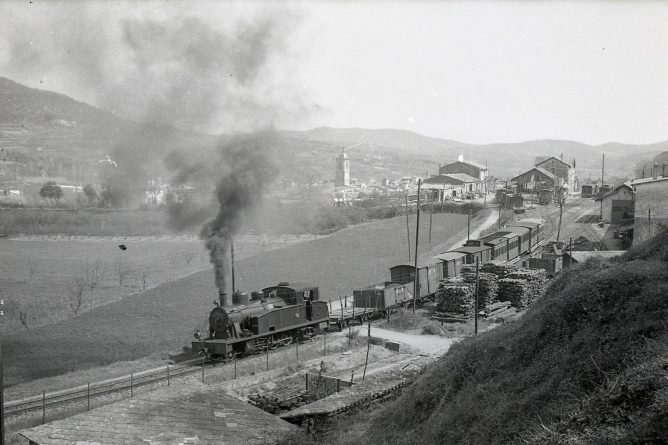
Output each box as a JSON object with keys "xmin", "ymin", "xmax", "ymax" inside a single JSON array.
[{"xmin": 193, "ymin": 282, "xmax": 329, "ymax": 358}]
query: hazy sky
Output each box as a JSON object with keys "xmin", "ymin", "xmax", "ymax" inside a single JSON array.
[{"xmin": 2, "ymin": 1, "xmax": 667, "ymax": 145}]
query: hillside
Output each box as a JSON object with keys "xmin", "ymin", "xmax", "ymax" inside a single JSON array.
[
  {"xmin": 2, "ymin": 75, "xmax": 668, "ymax": 193},
  {"xmin": 285, "ymin": 230, "xmax": 668, "ymax": 445}
]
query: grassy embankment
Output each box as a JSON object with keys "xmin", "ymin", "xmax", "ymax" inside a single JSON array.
[
  {"xmin": 0, "ymin": 201, "xmax": 483, "ymax": 237},
  {"xmin": 2, "ymin": 211, "xmax": 476, "ymax": 391},
  {"xmin": 282, "ymin": 229, "xmax": 668, "ymax": 445}
]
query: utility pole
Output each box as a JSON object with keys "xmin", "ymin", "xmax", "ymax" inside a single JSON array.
[
  {"xmin": 556, "ymin": 188, "xmax": 564, "ymax": 242},
  {"xmin": 474, "ymin": 258, "xmax": 479, "ymax": 335},
  {"xmin": 413, "ymin": 180, "xmax": 421, "ymax": 315},
  {"xmin": 600, "ymin": 154, "xmax": 605, "ymax": 221},
  {"xmin": 467, "ymin": 209, "xmax": 471, "ymax": 241},
  {"xmin": 0, "ymin": 299, "xmax": 4, "ymax": 445},
  {"xmin": 405, "ymin": 194, "xmax": 411, "ymax": 262}
]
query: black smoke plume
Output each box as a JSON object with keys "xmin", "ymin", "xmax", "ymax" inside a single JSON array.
[{"xmin": 199, "ymin": 131, "xmax": 276, "ymax": 293}]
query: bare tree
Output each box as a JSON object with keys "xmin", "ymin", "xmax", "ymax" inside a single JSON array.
[
  {"xmin": 82, "ymin": 259, "xmax": 106, "ymax": 310},
  {"xmin": 117, "ymin": 258, "xmax": 131, "ymax": 290},
  {"xmin": 19, "ymin": 311, "xmax": 29, "ymax": 331},
  {"xmin": 139, "ymin": 266, "xmax": 151, "ymax": 291},
  {"xmin": 184, "ymin": 248, "xmax": 195, "ymax": 268},
  {"xmin": 69, "ymin": 276, "xmax": 87, "ymax": 315},
  {"xmin": 27, "ymin": 257, "xmax": 37, "ymax": 279}
]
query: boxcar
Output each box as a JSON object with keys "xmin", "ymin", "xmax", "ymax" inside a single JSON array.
[
  {"xmin": 352, "ymin": 282, "xmax": 413, "ymax": 312},
  {"xmin": 450, "ymin": 241, "xmax": 493, "ymax": 265},
  {"xmin": 389, "ymin": 263, "xmax": 439, "ymax": 299},
  {"xmin": 434, "ymin": 251, "xmax": 466, "ymax": 280}
]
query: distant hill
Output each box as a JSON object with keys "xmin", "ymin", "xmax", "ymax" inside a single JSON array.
[{"xmin": 2, "ymin": 75, "xmax": 667, "ymax": 190}]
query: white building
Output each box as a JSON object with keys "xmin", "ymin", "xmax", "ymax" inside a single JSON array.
[{"xmin": 630, "ymin": 175, "xmax": 668, "ymax": 245}]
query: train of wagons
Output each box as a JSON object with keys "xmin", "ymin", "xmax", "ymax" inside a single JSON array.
[{"xmin": 193, "ymin": 218, "xmax": 546, "ymax": 358}]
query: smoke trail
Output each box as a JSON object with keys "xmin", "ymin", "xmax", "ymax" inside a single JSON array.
[{"xmin": 200, "ymin": 131, "xmax": 277, "ymax": 292}]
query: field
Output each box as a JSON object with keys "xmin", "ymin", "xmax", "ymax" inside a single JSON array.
[
  {"xmin": 1, "ymin": 210, "xmax": 482, "ymax": 390},
  {"xmin": 0, "ymin": 234, "xmax": 314, "ymax": 333}
]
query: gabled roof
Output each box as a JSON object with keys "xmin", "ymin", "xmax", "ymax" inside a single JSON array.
[
  {"xmin": 596, "ymin": 183, "xmax": 634, "ymax": 201},
  {"xmin": 510, "ymin": 167, "xmax": 557, "ymax": 183},
  {"xmin": 629, "ymin": 176, "xmax": 668, "ymax": 187},
  {"xmin": 442, "ymin": 159, "xmax": 487, "ymax": 170},
  {"xmin": 20, "ymin": 383, "xmax": 296, "ymax": 445},
  {"xmin": 424, "ymin": 173, "xmax": 479, "ymax": 185},
  {"xmin": 535, "ymin": 156, "xmax": 572, "ymax": 169}
]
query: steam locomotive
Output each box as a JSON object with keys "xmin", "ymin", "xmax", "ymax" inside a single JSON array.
[{"xmin": 192, "ymin": 282, "xmax": 329, "ymax": 358}]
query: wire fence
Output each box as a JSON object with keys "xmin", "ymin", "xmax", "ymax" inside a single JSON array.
[{"xmin": 4, "ymin": 332, "xmax": 344, "ymax": 425}]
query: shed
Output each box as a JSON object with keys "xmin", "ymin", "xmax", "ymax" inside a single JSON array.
[
  {"xmin": 20, "ymin": 383, "xmax": 296, "ymax": 445},
  {"xmin": 510, "ymin": 167, "xmax": 557, "ymax": 193},
  {"xmin": 595, "ymin": 184, "xmax": 634, "ymax": 224}
]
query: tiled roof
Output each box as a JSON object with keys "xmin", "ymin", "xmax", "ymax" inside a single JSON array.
[
  {"xmin": 535, "ymin": 156, "xmax": 572, "ymax": 168},
  {"xmin": 510, "ymin": 167, "xmax": 557, "ymax": 183},
  {"xmin": 628, "ymin": 176, "xmax": 668, "ymax": 187},
  {"xmin": 424, "ymin": 173, "xmax": 479, "ymax": 185},
  {"xmin": 20, "ymin": 383, "xmax": 296, "ymax": 445}
]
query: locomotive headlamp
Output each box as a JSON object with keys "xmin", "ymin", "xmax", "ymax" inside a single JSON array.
[{"xmin": 193, "ymin": 330, "xmax": 202, "ymax": 340}]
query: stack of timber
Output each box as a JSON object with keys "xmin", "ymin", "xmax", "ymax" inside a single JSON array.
[
  {"xmin": 498, "ymin": 278, "xmax": 533, "ymax": 309},
  {"xmin": 481, "ymin": 262, "xmax": 517, "ymax": 278},
  {"xmin": 507, "ymin": 269, "xmax": 547, "ymax": 304},
  {"xmin": 461, "ymin": 272, "xmax": 499, "ymax": 309},
  {"xmin": 484, "ymin": 301, "xmax": 516, "ymax": 319},
  {"xmin": 436, "ymin": 280, "xmax": 475, "ymax": 317}
]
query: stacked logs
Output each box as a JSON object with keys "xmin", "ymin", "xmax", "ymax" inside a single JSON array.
[
  {"xmin": 436, "ymin": 280, "xmax": 475, "ymax": 316},
  {"xmin": 507, "ymin": 269, "xmax": 547, "ymax": 304},
  {"xmin": 481, "ymin": 262, "xmax": 517, "ymax": 278},
  {"xmin": 461, "ymin": 272, "xmax": 499, "ymax": 310},
  {"xmin": 248, "ymin": 392, "xmax": 318, "ymax": 415},
  {"xmin": 498, "ymin": 278, "xmax": 532, "ymax": 309}
]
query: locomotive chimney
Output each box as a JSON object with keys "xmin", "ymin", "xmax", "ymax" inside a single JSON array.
[{"xmin": 215, "ymin": 237, "xmax": 233, "ymax": 307}]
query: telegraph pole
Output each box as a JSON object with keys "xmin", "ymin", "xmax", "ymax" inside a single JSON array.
[
  {"xmin": 600, "ymin": 154, "xmax": 605, "ymax": 221},
  {"xmin": 1, "ymin": 299, "xmax": 4, "ymax": 445},
  {"xmin": 405, "ymin": 194, "xmax": 411, "ymax": 262},
  {"xmin": 413, "ymin": 180, "xmax": 422, "ymax": 315}
]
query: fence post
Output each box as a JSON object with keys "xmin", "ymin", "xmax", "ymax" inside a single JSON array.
[
  {"xmin": 167, "ymin": 365, "xmax": 170, "ymax": 386},
  {"xmin": 201, "ymin": 356, "xmax": 205, "ymax": 382},
  {"xmin": 337, "ymin": 378, "xmax": 341, "ymax": 392},
  {"xmin": 42, "ymin": 390, "xmax": 45, "ymax": 424},
  {"xmin": 87, "ymin": 383, "xmax": 90, "ymax": 411},
  {"xmin": 350, "ymin": 370, "xmax": 354, "ymax": 384},
  {"xmin": 323, "ymin": 330, "xmax": 327, "ymax": 356},
  {"xmin": 296, "ymin": 339, "xmax": 299, "ymax": 362},
  {"xmin": 131, "ymin": 373, "xmax": 134, "ymax": 397},
  {"xmin": 266, "ymin": 345, "xmax": 269, "ymax": 371},
  {"xmin": 305, "ymin": 373, "xmax": 309, "ymax": 391},
  {"xmin": 234, "ymin": 353, "xmax": 237, "ymax": 379}
]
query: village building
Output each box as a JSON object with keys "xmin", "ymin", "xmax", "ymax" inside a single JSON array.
[
  {"xmin": 437, "ymin": 157, "xmax": 488, "ymax": 194},
  {"xmin": 629, "ymin": 175, "xmax": 668, "ymax": 245},
  {"xmin": 422, "ymin": 172, "xmax": 481, "ymax": 201},
  {"xmin": 596, "ymin": 183, "xmax": 635, "ymax": 225},
  {"xmin": 534, "ymin": 156, "xmax": 576, "ymax": 192},
  {"xmin": 509, "ymin": 167, "xmax": 557, "ymax": 193}
]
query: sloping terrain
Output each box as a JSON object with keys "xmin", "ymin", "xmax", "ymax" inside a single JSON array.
[
  {"xmin": 2, "ymin": 212, "xmax": 471, "ymax": 388},
  {"xmin": 285, "ymin": 230, "xmax": 668, "ymax": 445}
]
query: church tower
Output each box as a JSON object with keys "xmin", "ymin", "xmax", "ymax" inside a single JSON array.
[{"xmin": 335, "ymin": 152, "xmax": 350, "ymax": 187}]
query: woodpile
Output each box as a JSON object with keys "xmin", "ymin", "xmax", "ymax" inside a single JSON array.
[
  {"xmin": 498, "ymin": 278, "xmax": 532, "ymax": 309},
  {"xmin": 508, "ymin": 269, "xmax": 547, "ymax": 304},
  {"xmin": 481, "ymin": 262, "xmax": 517, "ymax": 278},
  {"xmin": 461, "ymin": 272, "xmax": 499, "ymax": 309},
  {"xmin": 248, "ymin": 391, "xmax": 317, "ymax": 415},
  {"xmin": 436, "ymin": 280, "xmax": 475, "ymax": 316}
]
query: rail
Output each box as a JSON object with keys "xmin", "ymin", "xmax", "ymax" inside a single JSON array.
[{"xmin": 4, "ymin": 357, "xmax": 211, "ymax": 419}]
